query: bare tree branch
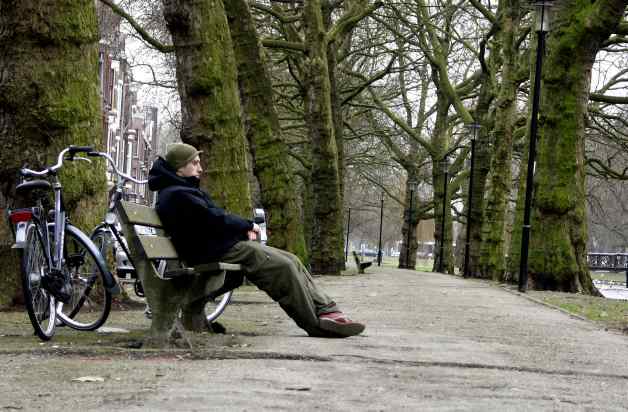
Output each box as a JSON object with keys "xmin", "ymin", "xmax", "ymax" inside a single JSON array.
[
  {"xmin": 590, "ymin": 93, "xmax": 628, "ymax": 104},
  {"xmin": 99, "ymin": 0, "xmax": 174, "ymax": 53},
  {"xmin": 326, "ymin": 1, "xmax": 383, "ymax": 44}
]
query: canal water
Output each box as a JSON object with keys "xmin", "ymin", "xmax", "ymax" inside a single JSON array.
[{"xmin": 594, "ymin": 280, "xmax": 628, "ymax": 300}]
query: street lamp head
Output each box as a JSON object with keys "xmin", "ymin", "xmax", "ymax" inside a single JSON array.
[
  {"xmin": 531, "ymin": 0, "xmax": 554, "ymax": 33},
  {"xmin": 465, "ymin": 122, "xmax": 481, "ymax": 141},
  {"xmin": 407, "ymin": 176, "xmax": 418, "ymax": 191}
]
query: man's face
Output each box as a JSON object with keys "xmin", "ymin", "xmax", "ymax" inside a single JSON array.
[{"xmin": 176, "ymin": 155, "xmax": 203, "ymax": 178}]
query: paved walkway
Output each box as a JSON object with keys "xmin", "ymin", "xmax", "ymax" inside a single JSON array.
[{"xmin": 1, "ymin": 267, "xmax": 627, "ymax": 411}]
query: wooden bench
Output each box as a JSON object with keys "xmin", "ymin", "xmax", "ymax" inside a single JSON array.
[
  {"xmin": 352, "ymin": 251, "xmax": 373, "ymax": 274},
  {"xmin": 115, "ymin": 200, "xmax": 243, "ymax": 347}
]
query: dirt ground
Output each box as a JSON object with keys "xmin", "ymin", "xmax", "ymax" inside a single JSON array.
[{"xmin": 1, "ymin": 268, "xmax": 627, "ymax": 411}]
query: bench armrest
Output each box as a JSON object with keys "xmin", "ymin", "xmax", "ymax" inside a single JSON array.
[{"xmin": 161, "ymin": 262, "xmax": 243, "ymax": 279}]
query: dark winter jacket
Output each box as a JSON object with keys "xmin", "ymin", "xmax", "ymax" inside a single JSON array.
[{"xmin": 148, "ymin": 157, "xmax": 253, "ymax": 265}]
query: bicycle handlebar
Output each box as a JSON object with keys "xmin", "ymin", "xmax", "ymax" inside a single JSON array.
[
  {"xmin": 87, "ymin": 151, "xmax": 148, "ymax": 185},
  {"xmin": 20, "ymin": 145, "xmax": 94, "ymax": 177}
]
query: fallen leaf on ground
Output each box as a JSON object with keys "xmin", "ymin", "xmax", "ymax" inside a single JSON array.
[{"xmin": 71, "ymin": 376, "xmax": 105, "ymax": 383}]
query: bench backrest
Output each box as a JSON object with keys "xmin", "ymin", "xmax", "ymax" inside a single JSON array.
[
  {"xmin": 115, "ymin": 200, "xmax": 238, "ymax": 284},
  {"xmin": 116, "ymin": 200, "xmax": 163, "ymax": 228},
  {"xmin": 116, "ymin": 200, "xmax": 178, "ymax": 260}
]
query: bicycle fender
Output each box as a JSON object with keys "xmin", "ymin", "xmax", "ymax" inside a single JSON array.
[
  {"xmin": 65, "ymin": 224, "xmax": 121, "ymax": 296},
  {"xmin": 11, "ymin": 221, "xmax": 29, "ymax": 249}
]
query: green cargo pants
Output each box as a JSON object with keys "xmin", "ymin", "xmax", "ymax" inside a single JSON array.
[{"xmin": 219, "ymin": 241, "xmax": 340, "ymax": 336}]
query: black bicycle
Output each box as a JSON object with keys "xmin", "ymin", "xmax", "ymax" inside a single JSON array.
[
  {"xmin": 7, "ymin": 146, "xmax": 118, "ymax": 340},
  {"xmin": 88, "ymin": 151, "xmax": 153, "ymax": 300}
]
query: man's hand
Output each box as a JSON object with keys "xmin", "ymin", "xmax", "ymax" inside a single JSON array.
[{"xmin": 247, "ymin": 223, "xmax": 261, "ymax": 241}]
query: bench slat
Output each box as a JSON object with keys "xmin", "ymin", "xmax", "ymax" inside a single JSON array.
[
  {"xmin": 117, "ymin": 200, "xmax": 243, "ymax": 280},
  {"xmin": 138, "ymin": 235, "xmax": 178, "ymax": 259},
  {"xmin": 163, "ymin": 263, "xmax": 242, "ymax": 279},
  {"xmin": 118, "ymin": 200, "xmax": 163, "ymax": 228}
]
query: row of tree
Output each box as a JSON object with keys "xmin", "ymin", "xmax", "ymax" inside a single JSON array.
[{"xmin": 0, "ymin": 1, "xmax": 627, "ymax": 309}]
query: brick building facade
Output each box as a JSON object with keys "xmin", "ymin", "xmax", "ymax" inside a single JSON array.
[{"xmin": 97, "ymin": 2, "xmax": 158, "ymax": 205}]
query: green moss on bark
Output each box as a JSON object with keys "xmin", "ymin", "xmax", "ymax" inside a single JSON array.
[
  {"xmin": 0, "ymin": 0, "xmax": 105, "ymax": 307},
  {"xmin": 527, "ymin": 0, "xmax": 624, "ymax": 294},
  {"xmin": 163, "ymin": 0, "xmax": 252, "ymax": 217},
  {"xmin": 303, "ymin": 1, "xmax": 344, "ymax": 276},
  {"xmin": 163, "ymin": 0, "xmax": 252, "ymax": 216},
  {"xmin": 225, "ymin": 0, "xmax": 308, "ymax": 263},
  {"xmin": 481, "ymin": 0, "xmax": 520, "ymax": 281}
]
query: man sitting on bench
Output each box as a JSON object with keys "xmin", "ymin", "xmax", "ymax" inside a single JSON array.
[{"xmin": 148, "ymin": 143, "xmax": 365, "ymax": 338}]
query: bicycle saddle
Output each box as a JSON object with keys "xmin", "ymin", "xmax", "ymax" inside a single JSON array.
[{"xmin": 16, "ymin": 179, "xmax": 52, "ymax": 194}]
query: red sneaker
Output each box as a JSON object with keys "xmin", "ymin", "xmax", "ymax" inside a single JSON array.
[{"xmin": 318, "ymin": 311, "xmax": 365, "ymax": 337}]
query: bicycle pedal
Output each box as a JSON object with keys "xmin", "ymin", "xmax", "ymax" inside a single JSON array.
[{"xmin": 42, "ymin": 270, "xmax": 72, "ymax": 304}]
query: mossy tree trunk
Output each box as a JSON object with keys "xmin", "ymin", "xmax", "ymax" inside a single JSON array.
[
  {"xmin": 303, "ymin": 0, "xmax": 344, "ymax": 275},
  {"xmin": 465, "ymin": 71, "xmax": 495, "ymax": 278},
  {"xmin": 398, "ymin": 168, "xmax": 428, "ymax": 269},
  {"xmin": 480, "ymin": 0, "xmax": 521, "ymax": 281},
  {"xmin": 162, "ymin": 0, "xmax": 251, "ymax": 216},
  {"xmin": 224, "ymin": 0, "xmax": 308, "ymax": 263},
  {"xmin": 326, "ymin": 35, "xmax": 347, "ymax": 271},
  {"xmin": 528, "ymin": 0, "xmax": 626, "ymax": 293},
  {"xmin": 323, "ymin": 2, "xmax": 353, "ymax": 271},
  {"xmin": 0, "ymin": 0, "xmax": 105, "ymax": 308}
]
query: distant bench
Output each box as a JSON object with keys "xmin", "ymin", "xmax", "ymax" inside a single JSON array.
[
  {"xmin": 352, "ymin": 251, "xmax": 373, "ymax": 274},
  {"xmin": 116, "ymin": 200, "xmax": 243, "ymax": 346}
]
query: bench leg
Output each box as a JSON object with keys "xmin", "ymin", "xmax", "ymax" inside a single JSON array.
[
  {"xmin": 180, "ymin": 270, "xmax": 228, "ymax": 332},
  {"xmin": 133, "ymin": 260, "xmax": 191, "ymax": 347},
  {"xmin": 181, "ymin": 298, "xmax": 208, "ymax": 333}
]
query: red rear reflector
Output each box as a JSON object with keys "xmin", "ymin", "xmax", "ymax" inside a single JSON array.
[{"xmin": 9, "ymin": 210, "xmax": 33, "ymax": 224}]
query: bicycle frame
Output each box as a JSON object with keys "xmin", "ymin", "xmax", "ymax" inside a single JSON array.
[
  {"xmin": 50, "ymin": 179, "xmax": 66, "ymax": 272},
  {"xmin": 89, "ymin": 150, "xmax": 148, "ymax": 285},
  {"xmin": 15, "ymin": 146, "xmax": 118, "ymax": 292},
  {"xmin": 11, "ymin": 162, "xmax": 68, "ymax": 274}
]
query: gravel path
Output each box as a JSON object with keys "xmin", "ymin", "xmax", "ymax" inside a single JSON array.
[{"xmin": 1, "ymin": 267, "xmax": 627, "ymax": 411}]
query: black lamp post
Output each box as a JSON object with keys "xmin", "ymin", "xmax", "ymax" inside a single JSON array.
[
  {"xmin": 519, "ymin": 0, "xmax": 553, "ymax": 292},
  {"xmin": 345, "ymin": 207, "xmax": 351, "ymax": 262},
  {"xmin": 438, "ymin": 158, "xmax": 449, "ymax": 273},
  {"xmin": 463, "ymin": 123, "xmax": 480, "ymax": 278},
  {"xmin": 405, "ymin": 178, "xmax": 417, "ymax": 269},
  {"xmin": 377, "ymin": 191, "xmax": 384, "ymax": 266}
]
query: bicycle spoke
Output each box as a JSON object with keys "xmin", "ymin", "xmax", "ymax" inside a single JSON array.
[
  {"xmin": 22, "ymin": 223, "xmax": 56, "ymax": 340},
  {"xmin": 56, "ymin": 228, "xmax": 111, "ymax": 331}
]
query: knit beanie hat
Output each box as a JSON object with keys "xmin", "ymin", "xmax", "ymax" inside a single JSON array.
[{"xmin": 165, "ymin": 143, "xmax": 202, "ymax": 170}]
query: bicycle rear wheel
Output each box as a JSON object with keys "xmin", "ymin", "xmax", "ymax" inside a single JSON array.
[
  {"xmin": 56, "ymin": 227, "xmax": 112, "ymax": 331},
  {"xmin": 21, "ymin": 223, "xmax": 56, "ymax": 340}
]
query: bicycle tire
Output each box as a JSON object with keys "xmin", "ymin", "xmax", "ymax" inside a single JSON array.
[
  {"xmin": 21, "ymin": 222, "xmax": 57, "ymax": 340},
  {"xmin": 205, "ymin": 290, "xmax": 233, "ymax": 324},
  {"xmin": 91, "ymin": 228, "xmax": 116, "ymax": 277},
  {"xmin": 56, "ymin": 226, "xmax": 112, "ymax": 331}
]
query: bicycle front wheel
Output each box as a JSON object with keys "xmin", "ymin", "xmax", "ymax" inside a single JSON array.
[
  {"xmin": 21, "ymin": 223, "xmax": 56, "ymax": 340},
  {"xmin": 205, "ymin": 290, "xmax": 233, "ymax": 323},
  {"xmin": 56, "ymin": 227, "xmax": 112, "ymax": 331},
  {"xmin": 91, "ymin": 228, "xmax": 116, "ymax": 277}
]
